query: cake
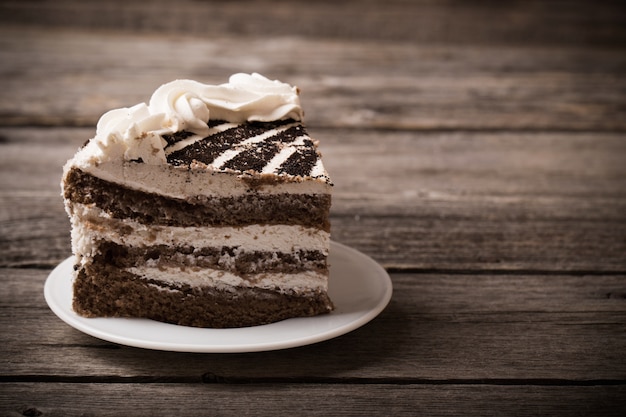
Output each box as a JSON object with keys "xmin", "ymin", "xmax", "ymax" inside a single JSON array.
[{"xmin": 61, "ymin": 73, "xmax": 333, "ymax": 328}]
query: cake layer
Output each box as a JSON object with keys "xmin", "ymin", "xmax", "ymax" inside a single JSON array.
[
  {"xmin": 80, "ymin": 159, "xmax": 329, "ymax": 199},
  {"xmin": 69, "ymin": 203, "xmax": 330, "ymax": 290},
  {"xmin": 73, "ymin": 264, "xmax": 333, "ymax": 328},
  {"xmin": 94, "ymin": 241, "xmax": 328, "ymax": 276},
  {"xmin": 64, "ymin": 167, "xmax": 331, "ymax": 230},
  {"xmin": 74, "ymin": 120, "xmax": 331, "ymax": 200},
  {"xmin": 69, "ymin": 203, "xmax": 330, "ymax": 257}
]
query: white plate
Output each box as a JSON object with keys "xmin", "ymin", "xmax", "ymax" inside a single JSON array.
[{"xmin": 44, "ymin": 241, "xmax": 392, "ymax": 353}]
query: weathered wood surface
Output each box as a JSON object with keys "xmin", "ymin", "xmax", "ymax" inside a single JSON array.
[
  {"xmin": 2, "ymin": 383, "xmax": 626, "ymax": 417},
  {"xmin": 2, "ymin": 0, "xmax": 626, "ymax": 46},
  {"xmin": 1, "ymin": 0, "xmax": 626, "ymax": 416},
  {"xmin": 2, "ymin": 27, "xmax": 626, "ymax": 131}
]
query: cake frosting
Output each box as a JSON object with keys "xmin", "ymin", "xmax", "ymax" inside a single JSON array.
[
  {"xmin": 81, "ymin": 73, "xmax": 304, "ymax": 165},
  {"xmin": 62, "ymin": 73, "xmax": 334, "ymax": 328},
  {"xmin": 69, "ymin": 74, "xmax": 330, "ymax": 200}
]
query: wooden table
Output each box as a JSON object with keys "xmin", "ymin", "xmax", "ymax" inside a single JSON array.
[{"xmin": 1, "ymin": 1, "xmax": 625, "ymax": 415}]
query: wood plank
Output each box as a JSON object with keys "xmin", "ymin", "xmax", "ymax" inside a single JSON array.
[
  {"xmin": 2, "ymin": 269, "xmax": 625, "ymax": 380},
  {"xmin": 1, "ymin": 128, "xmax": 624, "ymax": 270},
  {"xmin": 1, "ymin": 0, "xmax": 625, "ymax": 46},
  {"xmin": 1, "ymin": 27, "xmax": 625, "ymax": 130},
  {"xmin": 2, "ymin": 383, "xmax": 626, "ymax": 417}
]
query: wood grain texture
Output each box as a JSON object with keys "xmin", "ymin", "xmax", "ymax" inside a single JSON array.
[
  {"xmin": 1, "ymin": 27, "xmax": 625, "ymax": 130},
  {"xmin": 2, "ymin": 0, "xmax": 625, "ymax": 46},
  {"xmin": 1, "ymin": 1, "xmax": 626, "ymax": 415},
  {"xmin": 2, "ymin": 383, "xmax": 626, "ymax": 417}
]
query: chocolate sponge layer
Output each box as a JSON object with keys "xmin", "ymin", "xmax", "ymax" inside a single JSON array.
[
  {"xmin": 64, "ymin": 167, "xmax": 331, "ymax": 231},
  {"xmin": 73, "ymin": 263, "xmax": 333, "ymax": 328},
  {"xmin": 96, "ymin": 240, "xmax": 328, "ymax": 275}
]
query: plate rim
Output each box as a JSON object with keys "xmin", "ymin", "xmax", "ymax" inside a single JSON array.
[{"xmin": 44, "ymin": 240, "xmax": 392, "ymax": 353}]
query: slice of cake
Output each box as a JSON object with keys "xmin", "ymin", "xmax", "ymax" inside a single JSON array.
[{"xmin": 61, "ymin": 73, "xmax": 333, "ymax": 328}]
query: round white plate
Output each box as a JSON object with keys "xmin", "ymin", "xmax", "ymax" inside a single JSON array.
[{"xmin": 44, "ymin": 241, "xmax": 392, "ymax": 353}]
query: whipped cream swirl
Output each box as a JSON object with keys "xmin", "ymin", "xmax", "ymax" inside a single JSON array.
[{"xmin": 89, "ymin": 73, "xmax": 303, "ymax": 164}]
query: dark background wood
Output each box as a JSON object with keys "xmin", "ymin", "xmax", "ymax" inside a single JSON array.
[{"xmin": 1, "ymin": 1, "xmax": 625, "ymax": 416}]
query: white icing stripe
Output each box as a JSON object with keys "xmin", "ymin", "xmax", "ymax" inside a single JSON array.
[
  {"xmin": 71, "ymin": 203, "xmax": 330, "ymax": 254},
  {"xmin": 127, "ymin": 265, "xmax": 328, "ymax": 292},
  {"xmin": 262, "ymin": 136, "xmax": 306, "ymax": 174},
  {"xmin": 210, "ymin": 123, "xmax": 298, "ymax": 169},
  {"xmin": 310, "ymin": 158, "xmax": 326, "ymax": 178},
  {"xmin": 208, "ymin": 148, "xmax": 242, "ymax": 170}
]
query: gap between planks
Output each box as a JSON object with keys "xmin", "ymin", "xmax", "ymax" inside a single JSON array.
[
  {"xmin": 1, "ymin": 374, "xmax": 626, "ymax": 387},
  {"xmin": 384, "ymin": 267, "xmax": 626, "ymax": 276}
]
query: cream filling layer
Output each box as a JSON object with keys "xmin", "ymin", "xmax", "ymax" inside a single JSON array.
[
  {"xmin": 128, "ymin": 265, "xmax": 328, "ymax": 293},
  {"xmin": 68, "ymin": 160, "xmax": 331, "ymax": 199},
  {"xmin": 70, "ymin": 203, "xmax": 330, "ymax": 263}
]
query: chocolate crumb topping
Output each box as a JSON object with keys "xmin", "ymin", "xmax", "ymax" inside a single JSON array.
[
  {"xmin": 163, "ymin": 130, "xmax": 194, "ymax": 147},
  {"xmin": 277, "ymin": 146, "xmax": 319, "ymax": 177},
  {"xmin": 223, "ymin": 142, "xmax": 280, "ymax": 172},
  {"xmin": 165, "ymin": 119, "xmax": 322, "ymax": 179},
  {"xmin": 207, "ymin": 119, "xmax": 228, "ymax": 128}
]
